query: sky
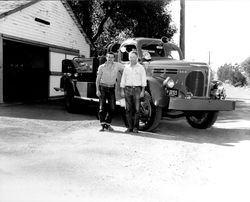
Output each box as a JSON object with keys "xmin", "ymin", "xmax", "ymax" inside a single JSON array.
[{"xmin": 169, "ymin": 0, "xmax": 250, "ymax": 69}]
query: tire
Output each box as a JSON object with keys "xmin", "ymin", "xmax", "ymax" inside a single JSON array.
[
  {"xmin": 121, "ymin": 91, "xmax": 162, "ymax": 132},
  {"xmin": 185, "ymin": 111, "xmax": 219, "ymax": 129},
  {"xmin": 65, "ymin": 91, "xmax": 77, "ymax": 113}
]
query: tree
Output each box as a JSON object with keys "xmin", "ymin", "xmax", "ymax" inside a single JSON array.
[
  {"xmin": 217, "ymin": 63, "xmax": 247, "ymax": 87},
  {"xmin": 241, "ymin": 56, "xmax": 250, "ymax": 85},
  {"xmin": 67, "ymin": 0, "xmax": 176, "ymax": 54}
]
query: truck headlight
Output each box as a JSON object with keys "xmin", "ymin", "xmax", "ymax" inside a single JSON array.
[
  {"xmin": 217, "ymin": 84, "xmax": 224, "ymax": 91},
  {"xmin": 163, "ymin": 77, "xmax": 175, "ymax": 88},
  {"xmin": 210, "ymin": 80, "xmax": 226, "ymax": 99}
]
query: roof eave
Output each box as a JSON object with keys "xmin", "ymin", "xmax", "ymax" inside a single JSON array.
[
  {"xmin": 61, "ymin": 0, "xmax": 94, "ymax": 49},
  {"xmin": 0, "ymin": 0, "xmax": 41, "ymax": 19}
]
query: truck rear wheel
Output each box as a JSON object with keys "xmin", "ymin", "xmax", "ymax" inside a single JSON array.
[
  {"xmin": 122, "ymin": 92, "xmax": 162, "ymax": 132},
  {"xmin": 185, "ymin": 111, "xmax": 219, "ymax": 129}
]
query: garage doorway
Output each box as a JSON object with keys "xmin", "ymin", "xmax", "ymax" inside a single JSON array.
[{"xmin": 3, "ymin": 40, "xmax": 49, "ymax": 102}]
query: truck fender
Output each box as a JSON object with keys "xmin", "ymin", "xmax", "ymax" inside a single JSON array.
[
  {"xmin": 60, "ymin": 75, "xmax": 67, "ymax": 89},
  {"xmin": 61, "ymin": 76, "xmax": 76, "ymax": 94},
  {"xmin": 147, "ymin": 76, "xmax": 169, "ymax": 107}
]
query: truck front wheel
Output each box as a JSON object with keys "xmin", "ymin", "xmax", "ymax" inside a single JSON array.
[
  {"xmin": 122, "ymin": 92, "xmax": 162, "ymax": 132},
  {"xmin": 185, "ymin": 111, "xmax": 219, "ymax": 129}
]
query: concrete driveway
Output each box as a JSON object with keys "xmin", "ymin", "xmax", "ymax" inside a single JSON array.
[{"xmin": 0, "ymin": 99, "xmax": 250, "ymax": 202}]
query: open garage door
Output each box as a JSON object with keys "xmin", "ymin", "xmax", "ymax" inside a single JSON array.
[{"xmin": 3, "ymin": 40, "xmax": 49, "ymax": 102}]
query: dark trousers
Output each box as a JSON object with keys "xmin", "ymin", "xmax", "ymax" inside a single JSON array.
[
  {"xmin": 99, "ymin": 85, "xmax": 116, "ymax": 125},
  {"xmin": 124, "ymin": 86, "xmax": 141, "ymax": 130}
]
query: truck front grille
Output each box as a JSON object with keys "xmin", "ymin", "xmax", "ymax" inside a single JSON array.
[
  {"xmin": 185, "ymin": 71, "xmax": 204, "ymax": 96},
  {"xmin": 153, "ymin": 68, "xmax": 164, "ymax": 74},
  {"xmin": 153, "ymin": 68, "xmax": 177, "ymax": 74}
]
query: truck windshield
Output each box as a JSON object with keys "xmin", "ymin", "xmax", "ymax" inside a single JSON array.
[
  {"xmin": 141, "ymin": 43, "xmax": 180, "ymax": 60},
  {"xmin": 141, "ymin": 43, "xmax": 165, "ymax": 57},
  {"xmin": 120, "ymin": 42, "xmax": 181, "ymax": 62}
]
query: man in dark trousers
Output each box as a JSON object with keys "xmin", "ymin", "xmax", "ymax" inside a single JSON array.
[
  {"xmin": 96, "ymin": 52, "xmax": 124, "ymax": 131},
  {"xmin": 120, "ymin": 51, "xmax": 147, "ymax": 133}
]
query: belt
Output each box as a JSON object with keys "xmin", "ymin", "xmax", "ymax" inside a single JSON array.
[
  {"xmin": 125, "ymin": 86, "xmax": 141, "ymax": 89},
  {"xmin": 100, "ymin": 83, "xmax": 115, "ymax": 88}
]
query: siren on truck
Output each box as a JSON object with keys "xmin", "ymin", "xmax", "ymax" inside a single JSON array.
[{"xmin": 161, "ymin": 36, "xmax": 168, "ymax": 43}]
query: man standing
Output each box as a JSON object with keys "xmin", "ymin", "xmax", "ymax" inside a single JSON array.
[
  {"xmin": 120, "ymin": 51, "xmax": 147, "ymax": 133},
  {"xmin": 96, "ymin": 52, "xmax": 124, "ymax": 132}
]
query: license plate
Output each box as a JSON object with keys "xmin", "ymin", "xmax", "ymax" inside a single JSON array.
[{"xmin": 166, "ymin": 88, "xmax": 178, "ymax": 97}]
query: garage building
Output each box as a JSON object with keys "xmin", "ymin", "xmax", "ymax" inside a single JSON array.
[{"xmin": 0, "ymin": 0, "xmax": 92, "ymax": 103}]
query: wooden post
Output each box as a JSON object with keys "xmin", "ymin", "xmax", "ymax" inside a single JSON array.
[
  {"xmin": 208, "ymin": 51, "xmax": 211, "ymax": 65},
  {"xmin": 180, "ymin": 0, "xmax": 185, "ymax": 59}
]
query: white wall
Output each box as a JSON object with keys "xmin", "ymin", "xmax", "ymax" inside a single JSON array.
[{"xmin": 0, "ymin": 0, "xmax": 90, "ymax": 57}]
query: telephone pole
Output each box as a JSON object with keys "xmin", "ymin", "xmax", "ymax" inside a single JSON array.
[
  {"xmin": 208, "ymin": 51, "xmax": 211, "ymax": 65},
  {"xmin": 180, "ymin": 0, "xmax": 185, "ymax": 59}
]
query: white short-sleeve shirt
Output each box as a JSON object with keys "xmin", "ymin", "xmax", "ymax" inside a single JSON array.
[{"xmin": 120, "ymin": 63, "xmax": 147, "ymax": 88}]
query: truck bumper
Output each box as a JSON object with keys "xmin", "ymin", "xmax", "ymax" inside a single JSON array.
[{"xmin": 168, "ymin": 97, "xmax": 236, "ymax": 111}]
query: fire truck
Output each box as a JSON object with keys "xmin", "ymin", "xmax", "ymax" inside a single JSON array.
[{"xmin": 55, "ymin": 37, "xmax": 235, "ymax": 131}]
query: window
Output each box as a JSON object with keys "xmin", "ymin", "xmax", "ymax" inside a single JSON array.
[
  {"xmin": 120, "ymin": 44, "xmax": 137, "ymax": 62},
  {"xmin": 141, "ymin": 43, "xmax": 165, "ymax": 58},
  {"xmin": 166, "ymin": 50, "xmax": 180, "ymax": 60},
  {"xmin": 73, "ymin": 57, "xmax": 93, "ymax": 73}
]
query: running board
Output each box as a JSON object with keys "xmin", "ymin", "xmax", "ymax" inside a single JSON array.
[{"xmin": 74, "ymin": 96, "xmax": 126, "ymax": 107}]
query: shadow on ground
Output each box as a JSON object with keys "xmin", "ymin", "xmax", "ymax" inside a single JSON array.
[
  {"xmin": 1, "ymin": 99, "xmax": 249, "ymax": 147},
  {"xmin": 0, "ymin": 99, "xmax": 99, "ymax": 121},
  {"xmin": 111, "ymin": 100, "xmax": 250, "ymax": 147}
]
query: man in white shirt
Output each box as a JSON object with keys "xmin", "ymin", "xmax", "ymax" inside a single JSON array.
[{"xmin": 120, "ymin": 51, "xmax": 147, "ymax": 133}]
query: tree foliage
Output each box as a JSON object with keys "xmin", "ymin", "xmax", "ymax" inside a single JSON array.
[
  {"xmin": 241, "ymin": 56, "xmax": 250, "ymax": 85},
  {"xmin": 67, "ymin": 0, "xmax": 176, "ymax": 54},
  {"xmin": 217, "ymin": 63, "xmax": 247, "ymax": 87}
]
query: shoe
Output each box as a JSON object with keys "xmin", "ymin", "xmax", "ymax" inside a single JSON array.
[
  {"xmin": 106, "ymin": 125, "xmax": 114, "ymax": 131},
  {"xmin": 99, "ymin": 124, "xmax": 106, "ymax": 132},
  {"xmin": 125, "ymin": 128, "xmax": 133, "ymax": 133},
  {"xmin": 99, "ymin": 127, "xmax": 105, "ymax": 132},
  {"xmin": 132, "ymin": 128, "xmax": 139, "ymax": 133}
]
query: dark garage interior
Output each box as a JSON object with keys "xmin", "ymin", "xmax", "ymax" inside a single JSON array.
[{"xmin": 3, "ymin": 39, "xmax": 49, "ymax": 102}]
